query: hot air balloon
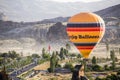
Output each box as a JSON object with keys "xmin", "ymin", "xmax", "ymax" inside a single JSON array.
[{"xmin": 66, "ymin": 12, "xmax": 105, "ymax": 58}]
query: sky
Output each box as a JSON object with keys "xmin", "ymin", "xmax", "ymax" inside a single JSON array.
[
  {"xmin": 0, "ymin": 0, "xmax": 119, "ymax": 22},
  {"xmin": 49, "ymin": 0, "xmax": 102, "ymax": 2}
]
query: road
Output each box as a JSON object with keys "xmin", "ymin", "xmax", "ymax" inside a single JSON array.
[{"xmin": 9, "ymin": 62, "xmax": 37, "ymax": 80}]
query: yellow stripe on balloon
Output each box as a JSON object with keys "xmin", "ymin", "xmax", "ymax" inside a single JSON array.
[
  {"xmin": 67, "ymin": 32, "xmax": 103, "ymax": 43},
  {"xmin": 78, "ymin": 49, "xmax": 92, "ymax": 58}
]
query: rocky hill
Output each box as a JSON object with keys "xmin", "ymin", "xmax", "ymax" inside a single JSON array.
[
  {"xmin": 40, "ymin": 17, "xmax": 70, "ymax": 24},
  {"xmin": 47, "ymin": 22, "xmax": 67, "ymax": 41},
  {"xmin": 95, "ymin": 4, "xmax": 120, "ymax": 18}
]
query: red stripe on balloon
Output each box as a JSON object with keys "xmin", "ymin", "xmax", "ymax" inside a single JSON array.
[
  {"xmin": 77, "ymin": 46, "xmax": 94, "ymax": 49},
  {"xmin": 66, "ymin": 27, "xmax": 103, "ymax": 32}
]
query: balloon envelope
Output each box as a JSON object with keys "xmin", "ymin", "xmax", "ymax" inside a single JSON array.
[{"xmin": 67, "ymin": 12, "xmax": 105, "ymax": 58}]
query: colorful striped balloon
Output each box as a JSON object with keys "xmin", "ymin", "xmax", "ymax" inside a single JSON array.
[{"xmin": 67, "ymin": 12, "xmax": 105, "ymax": 58}]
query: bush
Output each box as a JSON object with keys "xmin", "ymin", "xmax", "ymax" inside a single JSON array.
[
  {"xmin": 42, "ymin": 53, "xmax": 50, "ymax": 59},
  {"xmin": 106, "ymin": 74, "xmax": 119, "ymax": 80},
  {"xmin": 104, "ymin": 65, "xmax": 110, "ymax": 71},
  {"xmin": 117, "ymin": 70, "xmax": 120, "ymax": 75},
  {"xmin": 92, "ymin": 65, "xmax": 103, "ymax": 71},
  {"xmin": 64, "ymin": 62, "xmax": 74, "ymax": 71},
  {"xmin": 32, "ymin": 54, "xmax": 40, "ymax": 58},
  {"xmin": 95, "ymin": 77, "xmax": 103, "ymax": 80}
]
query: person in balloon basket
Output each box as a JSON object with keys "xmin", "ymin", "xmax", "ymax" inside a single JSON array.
[{"xmin": 71, "ymin": 65, "xmax": 89, "ymax": 80}]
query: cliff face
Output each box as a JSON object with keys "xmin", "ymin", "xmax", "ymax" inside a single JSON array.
[{"xmin": 47, "ymin": 22, "xmax": 67, "ymax": 41}]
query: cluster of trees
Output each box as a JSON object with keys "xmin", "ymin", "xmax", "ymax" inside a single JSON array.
[
  {"xmin": 42, "ymin": 48, "xmax": 50, "ymax": 59},
  {"xmin": 90, "ymin": 50, "xmax": 118, "ymax": 72},
  {"xmin": 59, "ymin": 47, "xmax": 68, "ymax": 60},
  {"xmin": 0, "ymin": 51, "xmax": 19, "ymax": 66},
  {"xmin": 95, "ymin": 70, "xmax": 120, "ymax": 80},
  {"xmin": 0, "ymin": 51, "xmax": 19, "ymax": 59},
  {"xmin": 49, "ymin": 51, "xmax": 59, "ymax": 72},
  {"xmin": 47, "ymin": 46, "xmax": 70, "ymax": 73}
]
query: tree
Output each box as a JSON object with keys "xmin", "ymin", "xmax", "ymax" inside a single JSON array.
[
  {"xmin": 63, "ymin": 48, "xmax": 68, "ymax": 56},
  {"xmin": 119, "ymin": 48, "xmax": 120, "ymax": 55},
  {"xmin": 32, "ymin": 54, "xmax": 40, "ymax": 58},
  {"xmin": 92, "ymin": 56, "xmax": 97, "ymax": 65},
  {"xmin": 8, "ymin": 51, "xmax": 19, "ymax": 59},
  {"xmin": 42, "ymin": 48, "xmax": 46, "ymax": 56},
  {"xmin": 59, "ymin": 47, "xmax": 65, "ymax": 60},
  {"xmin": 110, "ymin": 50, "xmax": 115, "ymax": 60},
  {"xmin": 105, "ymin": 42, "xmax": 109, "ymax": 59},
  {"xmin": 66, "ymin": 43, "xmax": 71, "ymax": 50},
  {"xmin": 49, "ymin": 51, "xmax": 60, "ymax": 72},
  {"xmin": 0, "ymin": 57, "xmax": 4, "ymax": 66},
  {"xmin": 110, "ymin": 50, "xmax": 116, "ymax": 70},
  {"xmin": 0, "ymin": 65, "xmax": 11, "ymax": 80},
  {"xmin": 49, "ymin": 52, "xmax": 57, "ymax": 72},
  {"xmin": 0, "ymin": 53, "xmax": 8, "ymax": 57},
  {"xmin": 42, "ymin": 48, "xmax": 50, "ymax": 59},
  {"xmin": 92, "ymin": 65, "xmax": 103, "ymax": 71},
  {"xmin": 77, "ymin": 54, "xmax": 82, "ymax": 58},
  {"xmin": 104, "ymin": 65, "xmax": 110, "ymax": 70}
]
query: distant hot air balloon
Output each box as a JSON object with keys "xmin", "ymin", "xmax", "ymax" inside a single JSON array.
[{"xmin": 66, "ymin": 12, "xmax": 105, "ymax": 58}]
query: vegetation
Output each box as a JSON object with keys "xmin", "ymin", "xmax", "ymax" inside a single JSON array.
[
  {"xmin": 31, "ymin": 54, "xmax": 40, "ymax": 58},
  {"xmin": 49, "ymin": 52, "xmax": 59, "ymax": 72},
  {"xmin": 59, "ymin": 47, "xmax": 65, "ymax": 60},
  {"xmin": 95, "ymin": 70, "xmax": 120, "ymax": 80},
  {"xmin": 105, "ymin": 42, "xmax": 109, "ymax": 59},
  {"xmin": 66, "ymin": 43, "xmax": 71, "ymax": 50},
  {"xmin": 92, "ymin": 56, "xmax": 97, "ymax": 65},
  {"xmin": 64, "ymin": 62, "xmax": 74, "ymax": 72},
  {"xmin": 92, "ymin": 64, "xmax": 103, "ymax": 72},
  {"xmin": 110, "ymin": 50, "xmax": 116, "ymax": 70},
  {"xmin": 42, "ymin": 48, "xmax": 50, "ymax": 59}
]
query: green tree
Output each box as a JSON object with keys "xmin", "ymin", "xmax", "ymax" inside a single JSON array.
[
  {"xmin": 42, "ymin": 48, "xmax": 50, "ymax": 59},
  {"xmin": 92, "ymin": 65, "xmax": 103, "ymax": 71},
  {"xmin": 0, "ymin": 53, "xmax": 8, "ymax": 57},
  {"xmin": 110, "ymin": 50, "xmax": 115, "ymax": 60},
  {"xmin": 66, "ymin": 43, "xmax": 71, "ymax": 50},
  {"xmin": 8, "ymin": 51, "xmax": 19, "ymax": 59},
  {"xmin": 32, "ymin": 54, "xmax": 40, "ymax": 58},
  {"xmin": 110, "ymin": 50, "xmax": 116, "ymax": 70},
  {"xmin": 0, "ymin": 57, "xmax": 4, "ymax": 66},
  {"xmin": 92, "ymin": 56, "xmax": 97, "ymax": 65},
  {"xmin": 59, "ymin": 47, "xmax": 65, "ymax": 60},
  {"xmin": 104, "ymin": 65, "xmax": 110, "ymax": 70},
  {"xmin": 119, "ymin": 48, "xmax": 120, "ymax": 55},
  {"xmin": 42, "ymin": 48, "xmax": 46, "ymax": 56},
  {"xmin": 50, "ymin": 52, "xmax": 56, "ymax": 72},
  {"xmin": 77, "ymin": 54, "xmax": 82, "ymax": 58},
  {"xmin": 105, "ymin": 42, "xmax": 109, "ymax": 59},
  {"xmin": 63, "ymin": 48, "xmax": 68, "ymax": 56}
]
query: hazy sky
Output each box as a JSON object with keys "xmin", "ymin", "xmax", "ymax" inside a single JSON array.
[
  {"xmin": 49, "ymin": 0, "xmax": 102, "ymax": 2},
  {"xmin": 0, "ymin": 0, "xmax": 119, "ymax": 22}
]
